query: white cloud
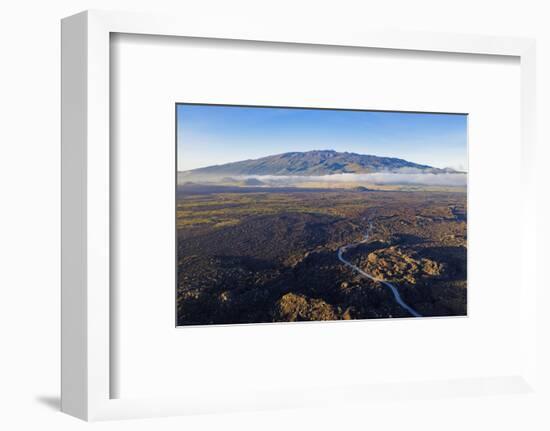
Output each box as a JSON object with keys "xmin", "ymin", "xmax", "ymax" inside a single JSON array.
[{"xmin": 238, "ymin": 172, "xmax": 467, "ymax": 187}]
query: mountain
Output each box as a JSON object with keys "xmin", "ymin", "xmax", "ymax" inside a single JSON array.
[
  {"xmin": 179, "ymin": 150, "xmax": 453, "ymax": 179},
  {"xmin": 242, "ymin": 178, "xmax": 267, "ymax": 186}
]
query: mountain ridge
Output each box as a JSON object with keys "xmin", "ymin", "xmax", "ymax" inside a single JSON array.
[{"xmin": 179, "ymin": 150, "xmax": 459, "ymax": 179}]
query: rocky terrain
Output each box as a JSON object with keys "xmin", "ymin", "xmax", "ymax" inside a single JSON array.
[{"xmin": 176, "ymin": 187, "xmax": 467, "ymax": 325}]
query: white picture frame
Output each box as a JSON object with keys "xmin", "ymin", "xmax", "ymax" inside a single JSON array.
[{"xmin": 61, "ymin": 9, "xmax": 538, "ymax": 421}]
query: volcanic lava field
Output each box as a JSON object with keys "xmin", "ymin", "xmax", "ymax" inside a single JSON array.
[{"xmin": 176, "ymin": 185, "xmax": 467, "ymax": 326}]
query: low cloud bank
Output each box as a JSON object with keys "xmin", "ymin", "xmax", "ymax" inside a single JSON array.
[{"xmin": 239, "ymin": 172, "xmax": 467, "ymax": 187}]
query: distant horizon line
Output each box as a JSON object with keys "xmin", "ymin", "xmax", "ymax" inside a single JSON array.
[{"xmin": 177, "ymin": 170, "xmax": 469, "ymax": 174}]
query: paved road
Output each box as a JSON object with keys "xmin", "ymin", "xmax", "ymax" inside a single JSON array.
[{"xmin": 337, "ymin": 224, "xmax": 422, "ymax": 318}]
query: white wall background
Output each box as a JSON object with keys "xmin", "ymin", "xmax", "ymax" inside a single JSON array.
[{"xmin": 0, "ymin": 0, "xmax": 548, "ymax": 430}]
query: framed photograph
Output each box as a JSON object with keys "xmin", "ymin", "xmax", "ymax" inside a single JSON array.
[
  {"xmin": 175, "ymin": 103, "xmax": 467, "ymax": 326},
  {"xmin": 61, "ymin": 10, "xmax": 538, "ymax": 421}
]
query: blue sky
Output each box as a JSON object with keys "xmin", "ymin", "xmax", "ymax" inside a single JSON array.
[{"xmin": 176, "ymin": 104, "xmax": 468, "ymax": 172}]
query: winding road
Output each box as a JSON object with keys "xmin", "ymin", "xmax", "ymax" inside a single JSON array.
[{"xmin": 337, "ymin": 223, "xmax": 422, "ymax": 318}]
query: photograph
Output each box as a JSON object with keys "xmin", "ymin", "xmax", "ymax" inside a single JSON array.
[{"xmin": 176, "ymin": 104, "xmax": 467, "ymax": 326}]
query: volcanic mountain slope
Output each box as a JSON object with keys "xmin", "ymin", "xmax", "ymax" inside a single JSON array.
[{"xmin": 179, "ymin": 150, "xmax": 454, "ymax": 180}]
